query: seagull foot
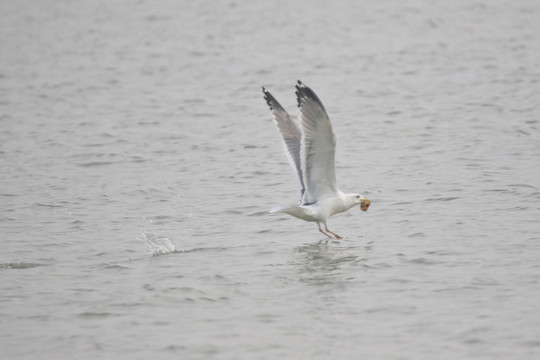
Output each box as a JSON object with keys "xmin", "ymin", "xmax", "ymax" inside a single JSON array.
[
  {"xmin": 319, "ymin": 229, "xmax": 333, "ymax": 239},
  {"xmin": 325, "ymin": 227, "xmax": 343, "ymax": 239},
  {"xmin": 318, "ymin": 224, "xmax": 343, "ymax": 239}
]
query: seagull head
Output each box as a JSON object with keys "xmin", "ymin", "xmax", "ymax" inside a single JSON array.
[{"xmin": 352, "ymin": 194, "xmax": 371, "ymax": 212}]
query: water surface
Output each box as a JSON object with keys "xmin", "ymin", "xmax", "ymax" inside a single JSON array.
[{"xmin": 1, "ymin": 0, "xmax": 539, "ymax": 359}]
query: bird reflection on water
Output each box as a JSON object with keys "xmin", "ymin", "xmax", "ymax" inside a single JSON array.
[{"xmin": 293, "ymin": 239, "xmax": 373, "ymax": 287}]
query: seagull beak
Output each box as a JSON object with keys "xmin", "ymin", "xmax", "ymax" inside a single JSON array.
[{"xmin": 360, "ymin": 199, "xmax": 371, "ymax": 212}]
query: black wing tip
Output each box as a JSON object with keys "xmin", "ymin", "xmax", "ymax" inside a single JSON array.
[
  {"xmin": 295, "ymin": 80, "xmax": 325, "ymax": 109},
  {"xmin": 262, "ymin": 86, "xmax": 278, "ymax": 111},
  {"xmin": 264, "ymin": 81, "xmax": 324, "ymax": 112},
  {"xmin": 295, "ymin": 80, "xmax": 311, "ymax": 97}
]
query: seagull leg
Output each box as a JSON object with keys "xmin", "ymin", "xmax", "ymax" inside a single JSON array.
[
  {"xmin": 324, "ymin": 224, "xmax": 343, "ymax": 239},
  {"xmin": 317, "ymin": 223, "xmax": 333, "ymax": 239}
]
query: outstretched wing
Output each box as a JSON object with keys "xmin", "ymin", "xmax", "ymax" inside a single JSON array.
[
  {"xmin": 262, "ymin": 87, "xmax": 305, "ymax": 196},
  {"xmin": 296, "ymin": 80, "xmax": 338, "ymax": 204}
]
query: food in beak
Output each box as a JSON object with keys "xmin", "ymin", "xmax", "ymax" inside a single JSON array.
[{"xmin": 360, "ymin": 199, "xmax": 371, "ymax": 211}]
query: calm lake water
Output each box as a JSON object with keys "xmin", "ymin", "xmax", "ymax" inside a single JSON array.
[{"xmin": 1, "ymin": 0, "xmax": 539, "ymax": 359}]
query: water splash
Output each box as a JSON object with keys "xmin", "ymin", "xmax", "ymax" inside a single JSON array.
[{"xmin": 139, "ymin": 231, "xmax": 177, "ymax": 256}]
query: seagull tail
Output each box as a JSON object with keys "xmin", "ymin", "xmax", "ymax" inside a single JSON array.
[
  {"xmin": 270, "ymin": 205, "xmax": 308, "ymax": 221},
  {"xmin": 269, "ymin": 206, "xmax": 284, "ymax": 214}
]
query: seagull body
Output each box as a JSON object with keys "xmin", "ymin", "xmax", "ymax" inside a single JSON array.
[{"xmin": 263, "ymin": 81, "xmax": 370, "ymax": 239}]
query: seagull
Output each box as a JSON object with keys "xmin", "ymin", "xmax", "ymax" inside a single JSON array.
[{"xmin": 262, "ymin": 80, "xmax": 371, "ymax": 239}]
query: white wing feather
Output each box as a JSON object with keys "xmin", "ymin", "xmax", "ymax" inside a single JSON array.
[
  {"xmin": 263, "ymin": 87, "xmax": 305, "ymax": 196},
  {"xmin": 295, "ymin": 81, "xmax": 338, "ymax": 204}
]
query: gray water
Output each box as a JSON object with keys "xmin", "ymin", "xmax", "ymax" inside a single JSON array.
[{"xmin": 1, "ymin": 0, "xmax": 539, "ymax": 359}]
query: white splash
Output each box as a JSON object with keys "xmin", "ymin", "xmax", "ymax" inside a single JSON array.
[{"xmin": 139, "ymin": 231, "xmax": 177, "ymax": 256}]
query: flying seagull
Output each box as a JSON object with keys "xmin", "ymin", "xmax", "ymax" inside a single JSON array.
[{"xmin": 262, "ymin": 80, "xmax": 371, "ymax": 239}]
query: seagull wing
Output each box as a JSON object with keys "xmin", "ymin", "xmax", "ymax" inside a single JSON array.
[
  {"xmin": 263, "ymin": 87, "xmax": 305, "ymax": 196},
  {"xmin": 296, "ymin": 81, "xmax": 338, "ymax": 204}
]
